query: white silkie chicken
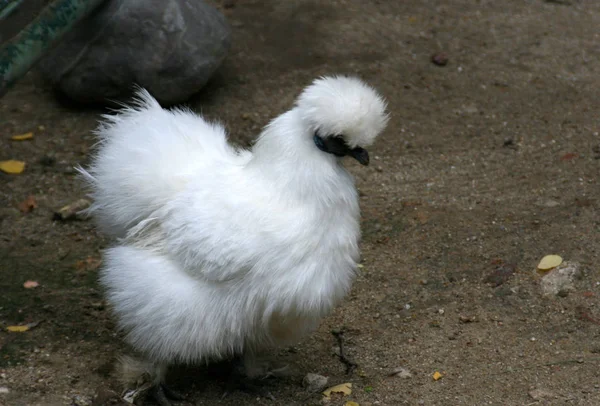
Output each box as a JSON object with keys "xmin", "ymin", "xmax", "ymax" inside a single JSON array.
[{"xmin": 80, "ymin": 76, "xmax": 388, "ymax": 404}]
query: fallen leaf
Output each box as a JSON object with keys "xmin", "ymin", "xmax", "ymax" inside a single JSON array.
[
  {"xmin": 23, "ymin": 280, "xmax": 39, "ymax": 289},
  {"xmin": 345, "ymin": 402, "xmax": 360, "ymax": 406},
  {"xmin": 18, "ymin": 195, "xmax": 37, "ymax": 213},
  {"xmin": 0, "ymin": 160, "xmax": 25, "ymax": 174},
  {"xmin": 574, "ymin": 198, "xmax": 594, "ymax": 208},
  {"xmin": 6, "ymin": 321, "xmax": 41, "ymax": 332},
  {"xmin": 432, "ymin": 371, "xmax": 443, "ymax": 380},
  {"xmin": 11, "ymin": 132, "xmax": 33, "ymax": 141},
  {"xmin": 323, "ymin": 383, "xmax": 352, "ymax": 398},
  {"xmin": 6, "ymin": 325, "xmax": 29, "ymax": 332},
  {"xmin": 560, "ymin": 152, "xmax": 577, "ymax": 161},
  {"xmin": 53, "ymin": 198, "xmax": 91, "ymax": 221},
  {"xmin": 537, "ymin": 255, "xmax": 562, "ymax": 271},
  {"xmin": 74, "ymin": 257, "xmax": 102, "ymax": 272}
]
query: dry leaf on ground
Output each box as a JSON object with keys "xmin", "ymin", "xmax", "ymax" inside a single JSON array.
[
  {"xmin": 23, "ymin": 280, "xmax": 39, "ymax": 289},
  {"xmin": 53, "ymin": 199, "xmax": 91, "ymax": 221},
  {"xmin": 323, "ymin": 383, "xmax": 352, "ymax": 398},
  {"xmin": 74, "ymin": 257, "xmax": 102, "ymax": 272},
  {"xmin": 6, "ymin": 321, "xmax": 40, "ymax": 332},
  {"xmin": 18, "ymin": 195, "xmax": 37, "ymax": 213},
  {"xmin": 0, "ymin": 160, "xmax": 25, "ymax": 174},
  {"xmin": 11, "ymin": 132, "xmax": 33, "ymax": 141},
  {"xmin": 538, "ymin": 255, "xmax": 563, "ymax": 271}
]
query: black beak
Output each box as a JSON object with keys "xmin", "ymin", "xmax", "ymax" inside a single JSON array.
[
  {"xmin": 349, "ymin": 147, "xmax": 369, "ymax": 166},
  {"xmin": 314, "ymin": 133, "xmax": 370, "ymax": 166}
]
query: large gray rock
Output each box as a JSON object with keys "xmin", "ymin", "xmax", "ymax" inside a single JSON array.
[{"xmin": 38, "ymin": 0, "xmax": 230, "ymax": 105}]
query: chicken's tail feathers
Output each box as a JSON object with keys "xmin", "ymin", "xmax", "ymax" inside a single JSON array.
[
  {"xmin": 73, "ymin": 165, "xmax": 100, "ymax": 217},
  {"xmin": 81, "ymin": 89, "xmax": 202, "ymax": 237},
  {"xmin": 102, "ymin": 86, "xmax": 161, "ymax": 121},
  {"xmin": 81, "ymin": 85, "xmax": 249, "ymax": 237}
]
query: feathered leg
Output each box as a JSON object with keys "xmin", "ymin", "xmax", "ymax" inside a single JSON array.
[
  {"xmin": 119, "ymin": 356, "xmax": 184, "ymax": 406},
  {"xmin": 220, "ymin": 350, "xmax": 293, "ymax": 400},
  {"xmin": 221, "ymin": 354, "xmax": 277, "ymax": 400}
]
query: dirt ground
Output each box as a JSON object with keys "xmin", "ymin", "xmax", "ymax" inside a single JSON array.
[{"xmin": 1, "ymin": 0, "xmax": 600, "ymax": 405}]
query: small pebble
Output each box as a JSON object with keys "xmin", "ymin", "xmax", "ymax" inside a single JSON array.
[
  {"xmin": 39, "ymin": 155, "xmax": 57, "ymax": 167},
  {"xmin": 503, "ymin": 138, "xmax": 515, "ymax": 148},
  {"xmin": 72, "ymin": 395, "xmax": 91, "ymax": 406},
  {"xmin": 302, "ymin": 373, "xmax": 329, "ymax": 393},
  {"xmin": 431, "ymin": 52, "xmax": 449, "ymax": 66},
  {"xmin": 389, "ymin": 367, "xmax": 412, "ymax": 379},
  {"xmin": 529, "ymin": 389, "xmax": 554, "ymax": 400},
  {"xmin": 459, "ymin": 315, "xmax": 476, "ymax": 323}
]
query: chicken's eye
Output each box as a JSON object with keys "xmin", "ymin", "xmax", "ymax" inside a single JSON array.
[{"xmin": 313, "ymin": 133, "xmax": 326, "ymax": 152}]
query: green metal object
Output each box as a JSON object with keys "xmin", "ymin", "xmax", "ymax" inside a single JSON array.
[
  {"xmin": 0, "ymin": 0, "xmax": 106, "ymax": 98},
  {"xmin": 0, "ymin": 0, "xmax": 25, "ymax": 21}
]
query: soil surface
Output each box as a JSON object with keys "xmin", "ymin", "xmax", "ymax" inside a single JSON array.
[{"xmin": 1, "ymin": 0, "xmax": 600, "ymax": 405}]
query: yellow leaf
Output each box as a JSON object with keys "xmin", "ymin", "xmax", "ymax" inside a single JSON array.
[
  {"xmin": 11, "ymin": 132, "xmax": 33, "ymax": 141},
  {"xmin": 0, "ymin": 160, "xmax": 25, "ymax": 174},
  {"xmin": 323, "ymin": 383, "xmax": 352, "ymax": 397},
  {"xmin": 345, "ymin": 402, "xmax": 360, "ymax": 406},
  {"xmin": 433, "ymin": 371, "xmax": 443, "ymax": 381},
  {"xmin": 537, "ymin": 255, "xmax": 562, "ymax": 271},
  {"xmin": 6, "ymin": 325, "xmax": 29, "ymax": 332}
]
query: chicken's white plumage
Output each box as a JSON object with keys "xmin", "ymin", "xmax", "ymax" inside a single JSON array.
[{"xmin": 80, "ymin": 76, "xmax": 388, "ymax": 386}]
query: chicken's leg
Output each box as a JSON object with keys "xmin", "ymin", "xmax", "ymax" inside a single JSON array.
[
  {"xmin": 221, "ymin": 355, "xmax": 277, "ymax": 400},
  {"xmin": 119, "ymin": 357, "xmax": 184, "ymax": 406},
  {"xmin": 148, "ymin": 383, "xmax": 185, "ymax": 406}
]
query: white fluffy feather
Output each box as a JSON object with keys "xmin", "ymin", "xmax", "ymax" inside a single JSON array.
[{"xmin": 80, "ymin": 76, "xmax": 388, "ymax": 382}]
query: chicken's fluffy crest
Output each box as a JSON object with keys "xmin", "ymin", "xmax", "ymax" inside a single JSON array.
[{"xmin": 296, "ymin": 76, "xmax": 389, "ymax": 148}]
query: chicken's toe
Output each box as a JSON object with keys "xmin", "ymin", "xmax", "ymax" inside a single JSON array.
[{"xmin": 148, "ymin": 384, "xmax": 185, "ymax": 406}]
